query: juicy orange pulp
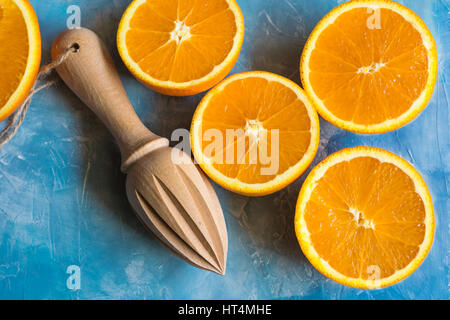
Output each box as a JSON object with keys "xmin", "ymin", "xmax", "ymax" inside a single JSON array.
[
  {"xmin": 0, "ymin": 0, "xmax": 41, "ymax": 121},
  {"xmin": 309, "ymin": 8, "xmax": 428, "ymax": 124},
  {"xmin": 301, "ymin": 1, "xmax": 437, "ymax": 133},
  {"xmin": 191, "ymin": 72, "xmax": 320, "ymax": 196},
  {"xmin": 118, "ymin": 0, "xmax": 244, "ymax": 96},
  {"xmin": 202, "ymin": 78, "xmax": 311, "ymax": 184},
  {"xmin": 296, "ymin": 147, "xmax": 434, "ymax": 288},
  {"xmin": 307, "ymin": 157, "xmax": 426, "ymax": 278}
]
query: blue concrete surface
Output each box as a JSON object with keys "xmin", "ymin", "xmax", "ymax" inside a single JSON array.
[{"xmin": 0, "ymin": 0, "xmax": 448, "ymax": 299}]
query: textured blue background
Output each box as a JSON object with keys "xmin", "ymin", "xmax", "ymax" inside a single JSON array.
[{"xmin": 0, "ymin": 0, "xmax": 448, "ymax": 299}]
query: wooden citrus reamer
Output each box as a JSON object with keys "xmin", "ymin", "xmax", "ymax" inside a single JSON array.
[{"xmin": 52, "ymin": 28, "xmax": 227, "ymax": 275}]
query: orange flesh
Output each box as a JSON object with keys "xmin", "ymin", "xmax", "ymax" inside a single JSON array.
[
  {"xmin": 0, "ymin": 1, "xmax": 29, "ymax": 108},
  {"xmin": 308, "ymin": 7, "xmax": 428, "ymax": 125},
  {"xmin": 200, "ymin": 77, "xmax": 312, "ymax": 184},
  {"xmin": 304, "ymin": 157, "xmax": 426, "ymax": 279},
  {"xmin": 125, "ymin": 0, "xmax": 237, "ymax": 82}
]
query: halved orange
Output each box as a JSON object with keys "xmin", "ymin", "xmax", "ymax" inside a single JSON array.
[
  {"xmin": 295, "ymin": 147, "xmax": 434, "ymax": 288},
  {"xmin": 300, "ymin": 0, "xmax": 438, "ymax": 133},
  {"xmin": 191, "ymin": 71, "xmax": 320, "ymax": 196},
  {"xmin": 0, "ymin": 0, "xmax": 41, "ymax": 121},
  {"xmin": 117, "ymin": 0, "xmax": 244, "ymax": 96}
]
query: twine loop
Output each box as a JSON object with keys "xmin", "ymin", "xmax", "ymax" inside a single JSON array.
[{"xmin": 0, "ymin": 45, "xmax": 76, "ymax": 148}]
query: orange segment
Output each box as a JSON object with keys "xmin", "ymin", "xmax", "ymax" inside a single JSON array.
[
  {"xmin": 0, "ymin": 0, "xmax": 41, "ymax": 121},
  {"xmin": 300, "ymin": 0, "xmax": 438, "ymax": 133},
  {"xmin": 295, "ymin": 147, "xmax": 434, "ymax": 288},
  {"xmin": 191, "ymin": 71, "xmax": 320, "ymax": 196},
  {"xmin": 117, "ymin": 0, "xmax": 244, "ymax": 96}
]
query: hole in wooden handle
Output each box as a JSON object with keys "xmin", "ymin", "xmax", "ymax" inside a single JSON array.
[{"xmin": 71, "ymin": 42, "xmax": 80, "ymax": 52}]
